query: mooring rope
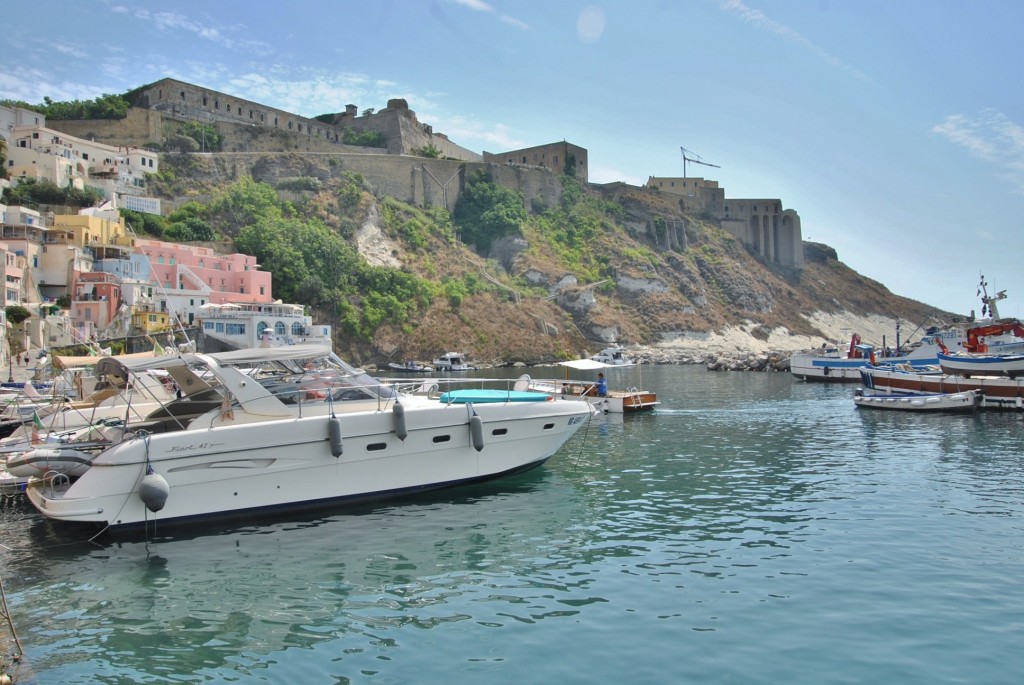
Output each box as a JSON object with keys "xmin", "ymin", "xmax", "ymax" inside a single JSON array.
[{"xmin": 0, "ymin": 566, "xmax": 25, "ymax": 680}]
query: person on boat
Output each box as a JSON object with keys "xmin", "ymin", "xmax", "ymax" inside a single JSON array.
[{"xmin": 596, "ymin": 373, "xmax": 608, "ymax": 397}]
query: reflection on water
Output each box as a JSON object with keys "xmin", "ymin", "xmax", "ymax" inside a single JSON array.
[{"xmin": 2, "ymin": 366, "xmax": 1023, "ymax": 684}]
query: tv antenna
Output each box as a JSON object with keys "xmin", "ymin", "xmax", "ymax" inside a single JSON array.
[{"xmin": 680, "ymin": 146, "xmax": 720, "ymax": 177}]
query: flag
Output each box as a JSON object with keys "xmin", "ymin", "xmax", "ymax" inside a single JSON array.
[
  {"xmin": 147, "ymin": 335, "xmax": 167, "ymax": 355},
  {"xmin": 31, "ymin": 411, "xmax": 45, "ymax": 445}
]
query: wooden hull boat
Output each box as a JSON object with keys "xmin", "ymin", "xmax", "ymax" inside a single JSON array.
[{"xmin": 853, "ymin": 388, "xmax": 979, "ymax": 413}]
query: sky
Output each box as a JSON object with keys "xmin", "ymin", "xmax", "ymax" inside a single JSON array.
[{"xmin": 3, "ymin": 0, "xmax": 1023, "ymax": 319}]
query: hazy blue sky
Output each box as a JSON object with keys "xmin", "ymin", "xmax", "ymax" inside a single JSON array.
[{"xmin": 4, "ymin": 0, "xmax": 1022, "ymax": 318}]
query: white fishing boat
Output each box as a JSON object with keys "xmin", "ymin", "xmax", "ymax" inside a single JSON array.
[
  {"xmin": 937, "ymin": 352, "xmax": 1024, "ymax": 378},
  {"xmin": 26, "ymin": 345, "xmax": 593, "ymax": 531},
  {"xmin": 590, "ymin": 345, "xmax": 635, "ymax": 366},
  {"xmin": 853, "ymin": 388, "xmax": 980, "ymax": 413},
  {"xmin": 432, "ymin": 352, "xmax": 474, "ymax": 371},
  {"xmin": 790, "ymin": 330, "xmax": 962, "ymax": 382}
]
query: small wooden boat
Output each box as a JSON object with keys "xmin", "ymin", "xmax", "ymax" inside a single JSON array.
[{"xmin": 853, "ymin": 388, "xmax": 980, "ymax": 413}]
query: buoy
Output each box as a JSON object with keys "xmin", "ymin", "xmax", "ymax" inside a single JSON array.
[
  {"xmin": 139, "ymin": 465, "xmax": 170, "ymax": 513},
  {"xmin": 329, "ymin": 416, "xmax": 343, "ymax": 457},
  {"xmin": 393, "ymin": 401, "xmax": 408, "ymax": 441},
  {"xmin": 469, "ymin": 406, "xmax": 484, "ymax": 452}
]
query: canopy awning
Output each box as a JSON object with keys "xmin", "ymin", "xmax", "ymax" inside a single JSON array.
[{"xmin": 559, "ymin": 358, "xmax": 610, "ymax": 370}]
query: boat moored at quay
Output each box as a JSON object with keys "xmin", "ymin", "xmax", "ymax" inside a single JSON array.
[
  {"xmin": 790, "ymin": 329, "xmax": 962, "ymax": 382},
  {"xmin": 859, "ymin": 365, "xmax": 1024, "ymax": 410},
  {"xmin": 25, "ymin": 345, "xmax": 594, "ymax": 531}
]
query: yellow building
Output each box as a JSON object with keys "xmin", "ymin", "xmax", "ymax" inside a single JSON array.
[
  {"xmin": 52, "ymin": 212, "xmax": 129, "ymax": 247},
  {"xmin": 131, "ymin": 304, "xmax": 172, "ymax": 334}
]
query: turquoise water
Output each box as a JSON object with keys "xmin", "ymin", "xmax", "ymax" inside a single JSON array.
[{"xmin": 2, "ymin": 365, "xmax": 1022, "ymax": 684}]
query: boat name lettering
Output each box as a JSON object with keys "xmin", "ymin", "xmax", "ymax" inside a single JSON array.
[
  {"xmin": 568, "ymin": 415, "xmax": 585, "ymax": 426},
  {"xmin": 169, "ymin": 442, "xmax": 225, "ymax": 453}
]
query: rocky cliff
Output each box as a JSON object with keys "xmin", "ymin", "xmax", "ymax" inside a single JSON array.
[{"xmin": 151, "ymin": 152, "xmax": 958, "ymax": 368}]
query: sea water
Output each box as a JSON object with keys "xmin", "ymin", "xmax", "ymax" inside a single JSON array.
[{"xmin": 1, "ymin": 365, "xmax": 1022, "ymax": 684}]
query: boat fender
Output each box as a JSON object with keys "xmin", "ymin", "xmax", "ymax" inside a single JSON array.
[
  {"xmin": 469, "ymin": 405, "xmax": 485, "ymax": 452},
  {"xmin": 823, "ymin": 366, "xmax": 830, "ymax": 376},
  {"xmin": 329, "ymin": 416, "xmax": 343, "ymax": 457},
  {"xmin": 393, "ymin": 401, "xmax": 408, "ymax": 441},
  {"xmin": 139, "ymin": 466, "xmax": 170, "ymax": 513},
  {"xmin": 1016, "ymin": 396, "xmax": 1023, "ymax": 409}
]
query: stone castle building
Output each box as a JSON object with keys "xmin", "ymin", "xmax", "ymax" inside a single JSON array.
[
  {"xmin": 483, "ymin": 142, "xmax": 588, "ymax": 183},
  {"xmin": 647, "ymin": 176, "xmax": 803, "ymax": 268},
  {"xmin": 51, "ymin": 78, "xmax": 481, "ymax": 162}
]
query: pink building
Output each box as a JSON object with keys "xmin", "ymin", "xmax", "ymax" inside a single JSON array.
[
  {"xmin": 69, "ymin": 271, "xmax": 122, "ymax": 342},
  {"xmin": 135, "ymin": 238, "xmax": 273, "ymax": 305}
]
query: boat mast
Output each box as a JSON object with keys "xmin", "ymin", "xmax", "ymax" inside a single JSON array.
[{"xmin": 978, "ymin": 274, "xmax": 1006, "ymax": 320}]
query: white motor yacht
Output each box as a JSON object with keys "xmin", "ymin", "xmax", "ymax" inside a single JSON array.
[{"xmin": 27, "ymin": 345, "xmax": 593, "ymax": 531}]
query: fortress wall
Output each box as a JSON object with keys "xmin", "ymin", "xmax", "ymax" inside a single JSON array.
[
  {"xmin": 46, "ymin": 108, "xmax": 162, "ymax": 146},
  {"xmin": 184, "ymin": 153, "xmax": 561, "ymax": 214}
]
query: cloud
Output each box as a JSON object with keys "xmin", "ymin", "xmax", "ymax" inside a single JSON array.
[
  {"xmin": 717, "ymin": 0, "xmax": 872, "ymax": 83},
  {"xmin": 0, "ymin": 67, "xmax": 116, "ymax": 103},
  {"xmin": 450, "ymin": 0, "xmax": 530, "ymax": 30},
  {"xmin": 589, "ymin": 163, "xmax": 644, "ymax": 186},
  {"xmin": 932, "ymin": 110, "xmax": 1024, "ymax": 193},
  {"xmin": 53, "ymin": 44, "xmax": 89, "ymax": 59},
  {"xmin": 430, "ymin": 115, "xmax": 525, "ymax": 151},
  {"xmin": 110, "ymin": 5, "xmax": 273, "ymax": 53}
]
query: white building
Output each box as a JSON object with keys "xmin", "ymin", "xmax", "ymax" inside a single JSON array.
[{"xmin": 199, "ymin": 302, "xmax": 332, "ymax": 350}]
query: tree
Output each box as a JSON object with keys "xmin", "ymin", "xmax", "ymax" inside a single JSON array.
[
  {"xmin": 5, "ymin": 305, "xmax": 31, "ymax": 327},
  {"xmin": 5, "ymin": 305, "xmax": 32, "ymax": 367},
  {"xmin": 453, "ymin": 170, "xmax": 527, "ymax": 252}
]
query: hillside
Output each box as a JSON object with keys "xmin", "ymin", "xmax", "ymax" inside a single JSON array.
[{"xmin": 146, "ymin": 152, "xmax": 956, "ymax": 366}]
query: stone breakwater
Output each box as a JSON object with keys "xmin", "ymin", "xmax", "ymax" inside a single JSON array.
[{"xmin": 631, "ymin": 348, "xmax": 793, "ymax": 373}]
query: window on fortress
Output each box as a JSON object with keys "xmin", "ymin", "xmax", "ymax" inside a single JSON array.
[
  {"xmin": 203, "ymin": 96, "xmax": 208, "ymax": 106},
  {"xmin": 180, "ymin": 91, "xmax": 185, "ymax": 99},
  {"xmin": 215, "ymin": 100, "xmax": 219, "ymax": 109}
]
